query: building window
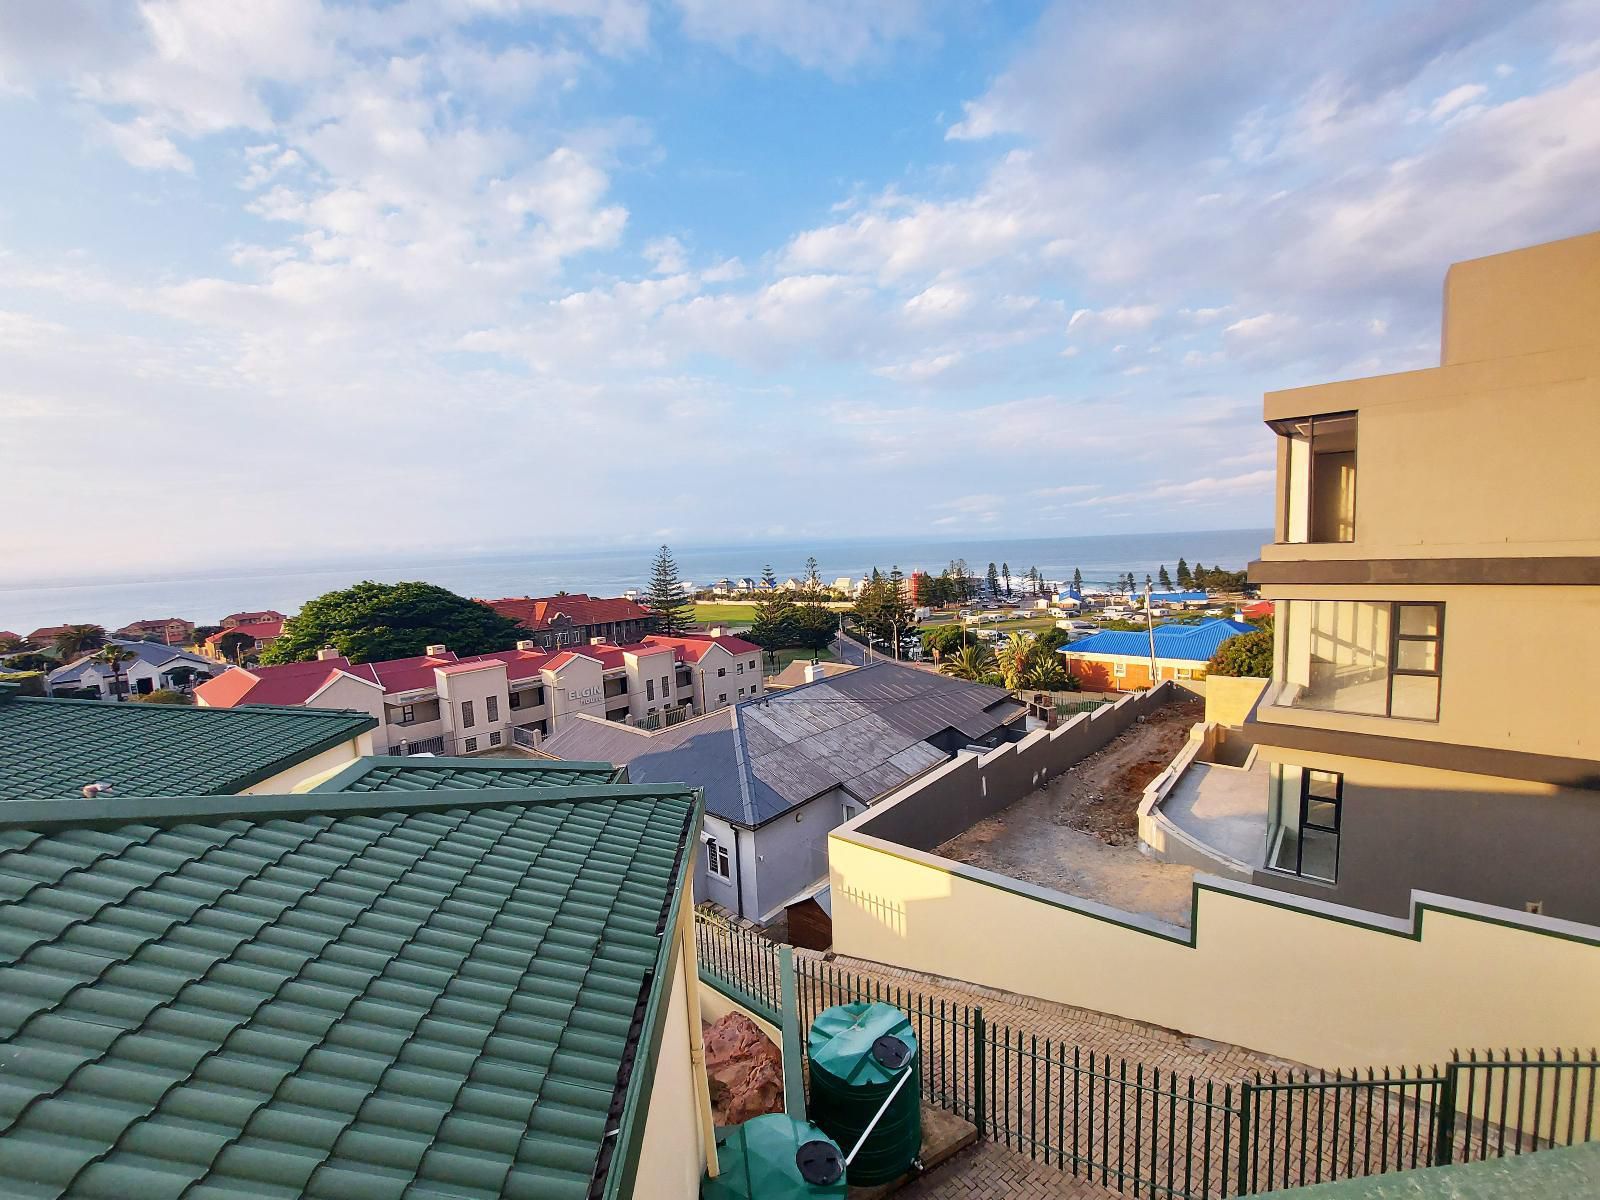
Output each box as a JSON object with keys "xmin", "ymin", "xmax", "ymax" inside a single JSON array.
[
  {"xmin": 661, "ymin": 675, "xmax": 670, "ymax": 695},
  {"xmin": 736, "ymin": 662, "xmax": 743, "ymax": 674},
  {"xmin": 748, "ymin": 659, "xmax": 756, "ymax": 671},
  {"xmin": 717, "ymin": 667, "xmax": 727, "ymax": 677},
  {"xmin": 1275, "ymin": 601, "xmax": 1443, "ymax": 721},
  {"xmin": 737, "ymin": 687, "xmax": 745, "ymax": 698},
  {"xmin": 508, "ymin": 691, "xmax": 521, "ymax": 710},
  {"xmin": 646, "ymin": 678, "xmax": 655, "ymax": 701},
  {"xmin": 1268, "ymin": 766, "xmax": 1341, "ymax": 883},
  {"xmin": 464, "ymin": 736, "xmax": 478, "ymax": 753},
  {"xmin": 486, "ymin": 695, "xmax": 499, "ymax": 723},
  {"xmin": 489, "ymin": 731, "xmax": 502, "ymax": 747},
  {"xmin": 396, "ymin": 704, "xmax": 414, "ymax": 725},
  {"xmin": 1176, "ymin": 667, "xmax": 1193, "ymax": 680},
  {"xmin": 719, "ymin": 693, "xmax": 727, "ymax": 705},
  {"xmin": 706, "ymin": 837, "xmax": 731, "ymax": 880},
  {"xmin": 1112, "ymin": 661, "xmax": 1127, "ymax": 678},
  {"xmin": 1271, "ymin": 411, "xmax": 1357, "ymax": 544},
  {"xmin": 460, "ymin": 700, "xmax": 475, "ymax": 729}
]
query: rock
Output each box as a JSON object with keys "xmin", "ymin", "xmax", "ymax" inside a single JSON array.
[{"xmin": 703, "ymin": 1012, "xmax": 784, "ymax": 1126}]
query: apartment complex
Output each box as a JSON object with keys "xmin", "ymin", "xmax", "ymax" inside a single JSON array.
[
  {"xmin": 195, "ymin": 631, "xmax": 763, "ymax": 755},
  {"xmin": 478, "ymin": 592, "xmax": 653, "ymax": 648},
  {"xmin": 200, "ymin": 618, "xmax": 284, "ymax": 662},
  {"xmin": 1244, "ymin": 231, "xmax": 1600, "ymax": 921},
  {"xmin": 113, "ymin": 616, "xmax": 194, "ymax": 645},
  {"xmin": 219, "ymin": 608, "xmax": 286, "ymax": 628}
]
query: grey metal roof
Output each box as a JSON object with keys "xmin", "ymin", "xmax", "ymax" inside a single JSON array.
[
  {"xmin": 543, "ymin": 663, "xmax": 1022, "ymax": 828},
  {"xmin": 46, "ymin": 640, "xmax": 216, "ymax": 686}
]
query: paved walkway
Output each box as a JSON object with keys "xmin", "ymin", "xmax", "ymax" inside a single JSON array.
[{"xmin": 900, "ymin": 1139, "xmax": 1125, "ymax": 1200}]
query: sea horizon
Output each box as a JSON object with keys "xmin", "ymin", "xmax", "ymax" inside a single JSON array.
[{"xmin": 1, "ymin": 527, "xmax": 1271, "ymax": 634}]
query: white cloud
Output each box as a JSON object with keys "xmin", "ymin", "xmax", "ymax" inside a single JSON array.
[
  {"xmin": 673, "ymin": 0, "xmax": 928, "ymax": 73},
  {"xmin": 1428, "ymin": 82, "xmax": 1487, "ymax": 121}
]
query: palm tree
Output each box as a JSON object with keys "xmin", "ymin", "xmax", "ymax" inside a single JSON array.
[
  {"xmin": 1022, "ymin": 656, "xmax": 1069, "ymax": 691},
  {"xmin": 55, "ymin": 624, "xmax": 107, "ymax": 661},
  {"xmin": 940, "ymin": 644, "xmax": 993, "ymax": 682},
  {"xmin": 94, "ymin": 643, "xmax": 135, "ymax": 702},
  {"xmin": 994, "ymin": 632, "xmax": 1037, "ymax": 690}
]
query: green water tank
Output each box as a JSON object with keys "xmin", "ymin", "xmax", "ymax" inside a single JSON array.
[
  {"xmin": 807, "ymin": 1002, "xmax": 922, "ymax": 1186},
  {"xmin": 701, "ymin": 1114, "xmax": 847, "ymax": 1200}
]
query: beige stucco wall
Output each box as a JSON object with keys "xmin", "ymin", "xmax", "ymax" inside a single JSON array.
[
  {"xmin": 633, "ymin": 953, "xmax": 708, "ymax": 1200},
  {"xmin": 828, "ymin": 830, "xmax": 1600, "ymax": 1072},
  {"xmin": 1257, "ymin": 583, "xmax": 1599, "ymax": 760},
  {"xmin": 241, "ymin": 731, "xmax": 373, "ymax": 794},
  {"xmin": 1205, "ymin": 676, "xmax": 1266, "ymax": 727},
  {"xmin": 1441, "ymin": 229, "xmax": 1600, "ymax": 365}
]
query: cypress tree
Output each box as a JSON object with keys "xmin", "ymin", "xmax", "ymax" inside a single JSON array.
[
  {"xmin": 645, "ymin": 545, "xmax": 691, "ymax": 635},
  {"xmin": 1176, "ymin": 557, "xmax": 1191, "ymax": 588}
]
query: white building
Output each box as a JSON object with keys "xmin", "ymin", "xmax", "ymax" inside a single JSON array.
[
  {"xmin": 195, "ymin": 631, "xmax": 765, "ymax": 756},
  {"xmin": 47, "ymin": 640, "xmax": 223, "ymax": 699}
]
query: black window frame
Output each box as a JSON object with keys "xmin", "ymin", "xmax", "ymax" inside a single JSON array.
[
  {"xmin": 1386, "ymin": 601, "xmax": 1445, "ymax": 720},
  {"xmin": 460, "ymin": 699, "xmax": 475, "ymax": 729},
  {"xmin": 1283, "ymin": 768, "xmax": 1342, "ymax": 882},
  {"xmin": 486, "ymin": 695, "xmax": 499, "ymax": 723},
  {"xmin": 398, "ymin": 704, "xmax": 415, "ymax": 725},
  {"xmin": 508, "ymin": 691, "xmax": 521, "ymax": 710},
  {"xmin": 706, "ymin": 838, "xmax": 731, "ymax": 880},
  {"xmin": 463, "ymin": 736, "xmax": 478, "ymax": 753}
]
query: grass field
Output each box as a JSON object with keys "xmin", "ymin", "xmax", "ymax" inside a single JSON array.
[
  {"xmin": 762, "ymin": 646, "xmax": 840, "ymax": 673},
  {"xmin": 693, "ymin": 601, "xmax": 760, "ymax": 623}
]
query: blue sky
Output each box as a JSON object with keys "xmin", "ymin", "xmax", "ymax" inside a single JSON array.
[{"xmin": 3, "ymin": 0, "xmax": 1599, "ymax": 578}]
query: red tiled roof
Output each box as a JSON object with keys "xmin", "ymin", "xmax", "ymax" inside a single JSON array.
[
  {"xmin": 478, "ymin": 594, "xmax": 651, "ymax": 631},
  {"xmin": 437, "ymin": 659, "xmax": 505, "ymax": 676},
  {"xmin": 221, "ymin": 610, "xmax": 287, "ymax": 625},
  {"xmin": 641, "ymin": 633, "xmax": 761, "ymax": 663},
  {"xmin": 195, "ymin": 658, "xmax": 379, "ymax": 708},
  {"xmin": 27, "ymin": 626, "xmax": 74, "ymax": 642},
  {"xmin": 204, "ymin": 620, "xmax": 284, "ymax": 646}
]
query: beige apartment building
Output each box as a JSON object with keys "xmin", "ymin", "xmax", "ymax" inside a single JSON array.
[
  {"xmin": 196, "ymin": 631, "xmax": 764, "ymax": 755},
  {"xmin": 1245, "ymin": 230, "xmax": 1600, "ymax": 921}
]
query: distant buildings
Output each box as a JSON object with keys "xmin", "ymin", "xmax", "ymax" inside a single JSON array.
[
  {"xmin": 1061, "ymin": 618, "xmax": 1255, "ymax": 691},
  {"xmin": 542, "ymin": 660, "xmax": 1024, "ymax": 923},
  {"xmin": 201, "ymin": 618, "xmax": 284, "ymax": 662},
  {"xmin": 46, "ymin": 639, "xmax": 222, "ymax": 699},
  {"xmin": 478, "ymin": 592, "xmax": 653, "ymax": 648},
  {"xmin": 196, "ymin": 631, "xmax": 763, "ymax": 755},
  {"xmin": 113, "ymin": 617, "xmax": 194, "ymax": 645},
  {"xmin": 219, "ymin": 608, "xmax": 287, "ymax": 628}
]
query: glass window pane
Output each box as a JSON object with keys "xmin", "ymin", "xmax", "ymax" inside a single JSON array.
[
  {"xmin": 1305, "ymin": 798, "xmax": 1339, "ymax": 830},
  {"xmin": 1283, "ymin": 600, "xmax": 1390, "ymax": 715},
  {"xmin": 1390, "ymin": 673, "xmax": 1440, "ymax": 720},
  {"xmin": 1396, "ymin": 639, "xmax": 1438, "ymax": 672},
  {"xmin": 1300, "ymin": 828, "xmax": 1338, "ymax": 883},
  {"xmin": 1305, "ymin": 770, "xmax": 1340, "ymax": 799},
  {"xmin": 1398, "ymin": 604, "xmax": 1440, "ymax": 636}
]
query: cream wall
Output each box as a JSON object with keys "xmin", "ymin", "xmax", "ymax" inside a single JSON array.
[
  {"xmin": 1260, "ymin": 583, "xmax": 1600, "ymax": 759},
  {"xmin": 828, "ymin": 829, "xmax": 1600, "ymax": 1073},
  {"xmin": 633, "ymin": 953, "xmax": 708, "ymax": 1200},
  {"xmin": 1205, "ymin": 676, "xmax": 1266, "ymax": 727},
  {"xmin": 242, "ymin": 731, "xmax": 373, "ymax": 794},
  {"xmin": 624, "ymin": 647, "xmax": 680, "ymax": 720},
  {"xmin": 1441, "ymin": 229, "xmax": 1600, "ymax": 365}
]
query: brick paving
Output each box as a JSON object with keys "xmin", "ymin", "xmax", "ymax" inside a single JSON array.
[{"xmin": 900, "ymin": 1139, "xmax": 1125, "ymax": 1200}]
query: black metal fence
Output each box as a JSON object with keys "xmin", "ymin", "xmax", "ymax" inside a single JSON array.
[{"xmin": 694, "ymin": 912, "xmax": 1597, "ymax": 1197}]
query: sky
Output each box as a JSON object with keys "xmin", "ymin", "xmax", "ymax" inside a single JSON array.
[{"xmin": 3, "ymin": 1, "xmax": 1599, "ymax": 581}]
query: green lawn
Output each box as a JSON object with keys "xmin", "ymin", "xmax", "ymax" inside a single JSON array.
[
  {"xmin": 693, "ymin": 601, "xmax": 760, "ymax": 623},
  {"xmin": 762, "ymin": 646, "xmax": 840, "ymax": 673}
]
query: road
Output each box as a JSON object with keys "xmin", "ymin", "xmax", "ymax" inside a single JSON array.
[{"xmin": 831, "ymin": 633, "xmax": 868, "ymax": 665}]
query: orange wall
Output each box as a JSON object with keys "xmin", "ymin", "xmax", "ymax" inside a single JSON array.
[{"xmin": 1064, "ymin": 655, "xmax": 1203, "ymax": 691}]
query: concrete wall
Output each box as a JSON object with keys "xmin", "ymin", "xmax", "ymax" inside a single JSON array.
[
  {"xmin": 828, "ymin": 829, "xmax": 1600, "ymax": 1073},
  {"xmin": 860, "ymin": 685, "xmax": 1178, "ymax": 853},
  {"xmin": 748, "ymin": 790, "xmax": 840, "ymax": 922},
  {"xmin": 633, "ymin": 955, "xmax": 706, "ymax": 1200},
  {"xmin": 1252, "ymin": 745, "xmax": 1600, "ymax": 923},
  {"xmin": 244, "ymin": 731, "xmax": 373, "ymax": 794},
  {"xmin": 1205, "ymin": 676, "xmax": 1266, "ymax": 727}
]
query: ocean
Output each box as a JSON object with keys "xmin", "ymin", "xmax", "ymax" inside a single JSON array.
[{"xmin": 1, "ymin": 529, "xmax": 1270, "ymax": 633}]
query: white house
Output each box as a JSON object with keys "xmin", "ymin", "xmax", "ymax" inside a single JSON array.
[{"xmin": 47, "ymin": 640, "xmax": 223, "ymax": 699}]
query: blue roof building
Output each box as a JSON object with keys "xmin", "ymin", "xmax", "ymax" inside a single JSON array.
[
  {"xmin": 1061, "ymin": 618, "xmax": 1257, "ymax": 689},
  {"xmin": 1148, "ymin": 590, "xmax": 1210, "ymax": 606}
]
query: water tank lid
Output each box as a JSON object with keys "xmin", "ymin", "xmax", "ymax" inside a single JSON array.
[
  {"xmin": 796, "ymin": 1139, "xmax": 844, "ymax": 1186},
  {"xmin": 872, "ymin": 1034, "xmax": 911, "ymax": 1071}
]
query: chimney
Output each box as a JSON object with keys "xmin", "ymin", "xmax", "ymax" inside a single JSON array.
[
  {"xmin": 516, "ymin": 640, "xmax": 539, "ymax": 652},
  {"xmin": 316, "ymin": 646, "xmax": 341, "ymax": 661},
  {"xmin": 425, "ymin": 644, "xmax": 447, "ymax": 656},
  {"xmin": 804, "ymin": 661, "xmax": 826, "ymax": 683},
  {"xmin": 590, "ymin": 637, "xmax": 607, "ymax": 646},
  {"xmin": 709, "ymin": 625, "xmax": 726, "ymax": 638}
]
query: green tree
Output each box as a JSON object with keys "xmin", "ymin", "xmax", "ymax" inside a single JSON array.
[
  {"xmin": 1034, "ymin": 626, "xmax": 1072, "ymax": 655},
  {"xmin": 135, "ymin": 689, "xmax": 187, "ymax": 705},
  {"xmin": 262, "ymin": 581, "xmax": 525, "ymax": 664},
  {"xmin": 803, "ymin": 556, "xmax": 821, "ymax": 588},
  {"xmin": 747, "ymin": 590, "xmax": 800, "ymax": 651},
  {"xmin": 166, "ymin": 665, "xmax": 202, "ymax": 693},
  {"xmin": 55, "ymin": 624, "xmax": 107, "ymax": 661},
  {"xmin": 1207, "ymin": 625, "xmax": 1274, "ymax": 677},
  {"xmin": 645, "ymin": 545, "xmax": 691, "ymax": 636},
  {"xmin": 851, "ymin": 571, "xmax": 912, "ymax": 648},
  {"xmin": 920, "ymin": 624, "xmax": 966, "ymax": 661},
  {"xmin": 985, "ymin": 562, "xmax": 1000, "ymax": 597},
  {"xmin": 1000, "ymin": 562, "xmax": 1012, "ymax": 596},
  {"xmin": 939, "ymin": 644, "xmax": 994, "ymax": 682},
  {"xmin": 1072, "ymin": 568, "xmax": 1083, "ymax": 592},
  {"xmin": 792, "ymin": 599, "xmax": 838, "ymax": 652},
  {"xmin": 1029, "ymin": 566, "xmax": 1043, "ymax": 593},
  {"xmin": 1158, "ymin": 565, "xmax": 1173, "ymax": 590},
  {"xmin": 994, "ymin": 633, "xmax": 1037, "ymax": 690},
  {"xmin": 94, "ymin": 643, "xmax": 135, "ymax": 701},
  {"xmin": 1022, "ymin": 655, "xmax": 1069, "ymax": 690},
  {"xmin": 760, "ymin": 563, "xmax": 777, "ymax": 590},
  {"xmin": 0, "ymin": 670, "xmax": 46, "ymax": 696},
  {"xmin": 1176, "ymin": 558, "xmax": 1192, "ymax": 588},
  {"xmin": 2, "ymin": 653, "xmax": 53, "ymax": 672},
  {"xmin": 217, "ymin": 630, "xmax": 257, "ymax": 665}
]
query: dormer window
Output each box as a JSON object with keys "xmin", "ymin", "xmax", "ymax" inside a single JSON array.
[{"xmin": 1272, "ymin": 411, "xmax": 1357, "ymax": 544}]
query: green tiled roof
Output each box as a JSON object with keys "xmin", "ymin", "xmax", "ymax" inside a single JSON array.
[
  {"xmin": 0, "ymin": 688, "xmax": 378, "ymax": 801},
  {"xmin": 313, "ymin": 756, "xmax": 625, "ymax": 793},
  {"xmin": 0, "ymin": 781, "xmax": 700, "ymax": 1200}
]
